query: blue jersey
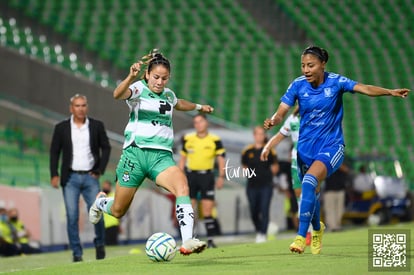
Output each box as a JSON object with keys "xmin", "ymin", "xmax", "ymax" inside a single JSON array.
[{"xmin": 281, "ymin": 72, "xmax": 357, "ymax": 160}]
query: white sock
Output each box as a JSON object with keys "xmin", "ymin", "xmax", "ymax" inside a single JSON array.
[
  {"xmin": 96, "ymin": 197, "xmax": 114, "ymax": 215},
  {"xmin": 176, "ymin": 196, "xmax": 194, "ymax": 244}
]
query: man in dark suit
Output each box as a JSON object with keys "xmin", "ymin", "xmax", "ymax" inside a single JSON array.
[{"xmin": 50, "ymin": 94, "xmax": 111, "ymax": 262}]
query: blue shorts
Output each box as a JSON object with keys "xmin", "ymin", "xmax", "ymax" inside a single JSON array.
[{"xmin": 297, "ymin": 144, "xmax": 344, "ymax": 181}]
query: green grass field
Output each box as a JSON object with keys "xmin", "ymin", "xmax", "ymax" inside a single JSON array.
[{"xmin": 1, "ymin": 223, "xmax": 413, "ymax": 275}]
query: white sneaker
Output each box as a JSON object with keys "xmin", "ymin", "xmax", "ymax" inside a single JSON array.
[
  {"xmin": 179, "ymin": 238, "xmax": 207, "ymax": 255},
  {"xmin": 255, "ymin": 233, "xmax": 267, "ymax": 243},
  {"xmin": 89, "ymin": 192, "xmax": 106, "ymax": 224}
]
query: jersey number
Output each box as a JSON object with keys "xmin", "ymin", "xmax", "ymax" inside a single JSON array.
[
  {"xmin": 123, "ymin": 157, "xmax": 135, "ymax": 171},
  {"xmin": 159, "ymin": 100, "xmax": 171, "ymax": 114}
]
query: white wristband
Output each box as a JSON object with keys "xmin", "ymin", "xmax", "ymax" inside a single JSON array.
[{"xmin": 195, "ymin": 104, "xmax": 202, "ymax": 111}]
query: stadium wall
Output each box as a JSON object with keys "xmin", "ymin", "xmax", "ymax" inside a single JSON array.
[{"xmin": 0, "ymin": 185, "xmax": 287, "ymax": 248}]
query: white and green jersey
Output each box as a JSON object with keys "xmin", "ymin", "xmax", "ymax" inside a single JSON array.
[
  {"xmin": 123, "ymin": 80, "xmax": 178, "ymax": 152},
  {"xmin": 280, "ymin": 114, "xmax": 300, "ymax": 163}
]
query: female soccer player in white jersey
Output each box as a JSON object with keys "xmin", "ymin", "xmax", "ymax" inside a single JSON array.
[
  {"xmin": 89, "ymin": 50, "xmax": 214, "ymax": 255},
  {"xmin": 261, "ymin": 106, "xmax": 300, "ymax": 198},
  {"xmin": 264, "ymin": 46, "xmax": 409, "ymax": 255},
  {"xmin": 261, "ymin": 106, "xmax": 311, "ymax": 240}
]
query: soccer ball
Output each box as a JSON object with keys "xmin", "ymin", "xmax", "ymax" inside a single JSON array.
[{"xmin": 145, "ymin": 232, "xmax": 177, "ymax": 262}]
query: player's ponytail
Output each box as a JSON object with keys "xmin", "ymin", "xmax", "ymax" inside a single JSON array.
[{"xmin": 320, "ymin": 48, "xmax": 329, "ymax": 63}]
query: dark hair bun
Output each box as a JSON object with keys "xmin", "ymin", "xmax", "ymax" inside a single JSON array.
[
  {"xmin": 320, "ymin": 48, "xmax": 329, "ymax": 63},
  {"xmin": 153, "ymin": 53, "xmax": 164, "ymax": 60}
]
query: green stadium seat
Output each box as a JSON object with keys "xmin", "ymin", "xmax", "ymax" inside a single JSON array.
[{"xmin": 4, "ymin": 0, "xmax": 414, "ymax": 184}]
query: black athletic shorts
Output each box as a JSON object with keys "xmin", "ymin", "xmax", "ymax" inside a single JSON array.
[{"xmin": 186, "ymin": 170, "xmax": 215, "ymax": 200}]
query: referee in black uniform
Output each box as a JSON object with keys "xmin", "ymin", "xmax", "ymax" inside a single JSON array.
[{"xmin": 179, "ymin": 114, "xmax": 226, "ymax": 248}]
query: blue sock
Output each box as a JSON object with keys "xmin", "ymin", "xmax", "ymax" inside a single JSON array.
[
  {"xmin": 298, "ymin": 174, "xmax": 318, "ymax": 237},
  {"xmin": 311, "ymin": 193, "xmax": 321, "ymax": 231}
]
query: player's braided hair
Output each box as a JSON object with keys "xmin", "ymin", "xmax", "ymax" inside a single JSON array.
[
  {"xmin": 139, "ymin": 49, "xmax": 171, "ymax": 80},
  {"xmin": 302, "ymin": 46, "xmax": 329, "ymax": 63}
]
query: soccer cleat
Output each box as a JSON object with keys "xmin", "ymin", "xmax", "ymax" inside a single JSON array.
[
  {"xmin": 289, "ymin": 235, "xmax": 306, "ymax": 254},
  {"xmin": 89, "ymin": 192, "xmax": 106, "ymax": 224},
  {"xmin": 306, "ymin": 232, "xmax": 311, "ymax": 246},
  {"xmin": 311, "ymin": 222, "xmax": 325, "ymax": 254},
  {"xmin": 179, "ymin": 238, "xmax": 207, "ymax": 255}
]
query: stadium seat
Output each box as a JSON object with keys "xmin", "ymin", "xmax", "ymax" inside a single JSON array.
[{"xmin": 3, "ymin": 0, "xmax": 414, "ymax": 184}]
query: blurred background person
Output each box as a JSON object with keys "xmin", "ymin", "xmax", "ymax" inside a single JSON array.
[
  {"xmin": 0, "ymin": 207, "xmax": 20, "ymax": 257},
  {"xmin": 49, "ymin": 94, "xmax": 111, "ymax": 262},
  {"xmin": 179, "ymin": 113, "xmax": 226, "ymax": 248},
  {"xmin": 7, "ymin": 207, "xmax": 41, "ymax": 254},
  {"xmin": 323, "ymin": 162, "xmax": 351, "ymax": 232},
  {"xmin": 262, "ymin": 106, "xmax": 301, "ymax": 233},
  {"xmin": 101, "ymin": 180, "xmax": 121, "ymax": 246},
  {"xmin": 352, "ymin": 165, "xmax": 375, "ymax": 196},
  {"xmin": 242, "ymin": 126, "xmax": 279, "ymax": 243}
]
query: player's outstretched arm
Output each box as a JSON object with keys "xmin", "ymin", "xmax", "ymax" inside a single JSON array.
[
  {"xmin": 261, "ymin": 132, "xmax": 286, "ymax": 161},
  {"xmin": 175, "ymin": 99, "xmax": 214, "ymax": 113},
  {"xmin": 353, "ymin": 83, "xmax": 410, "ymax": 98},
  {"xmin": 263, "ymin": 102, "xmax": 290, "ymax": 130}
]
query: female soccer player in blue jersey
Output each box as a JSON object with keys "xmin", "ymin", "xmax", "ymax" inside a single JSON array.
[
  {"xmin": 89, "ymin": 50, "xmax": 214, "ymax": 255},
  {"xmin": 264, "ymin": 46, "xmax": 409, "ymax": 254}
]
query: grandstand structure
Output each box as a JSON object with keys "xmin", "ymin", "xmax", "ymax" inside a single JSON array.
[{"xmin": 0, "ymin": 0, "xmax": 413, "ymax": 187}]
